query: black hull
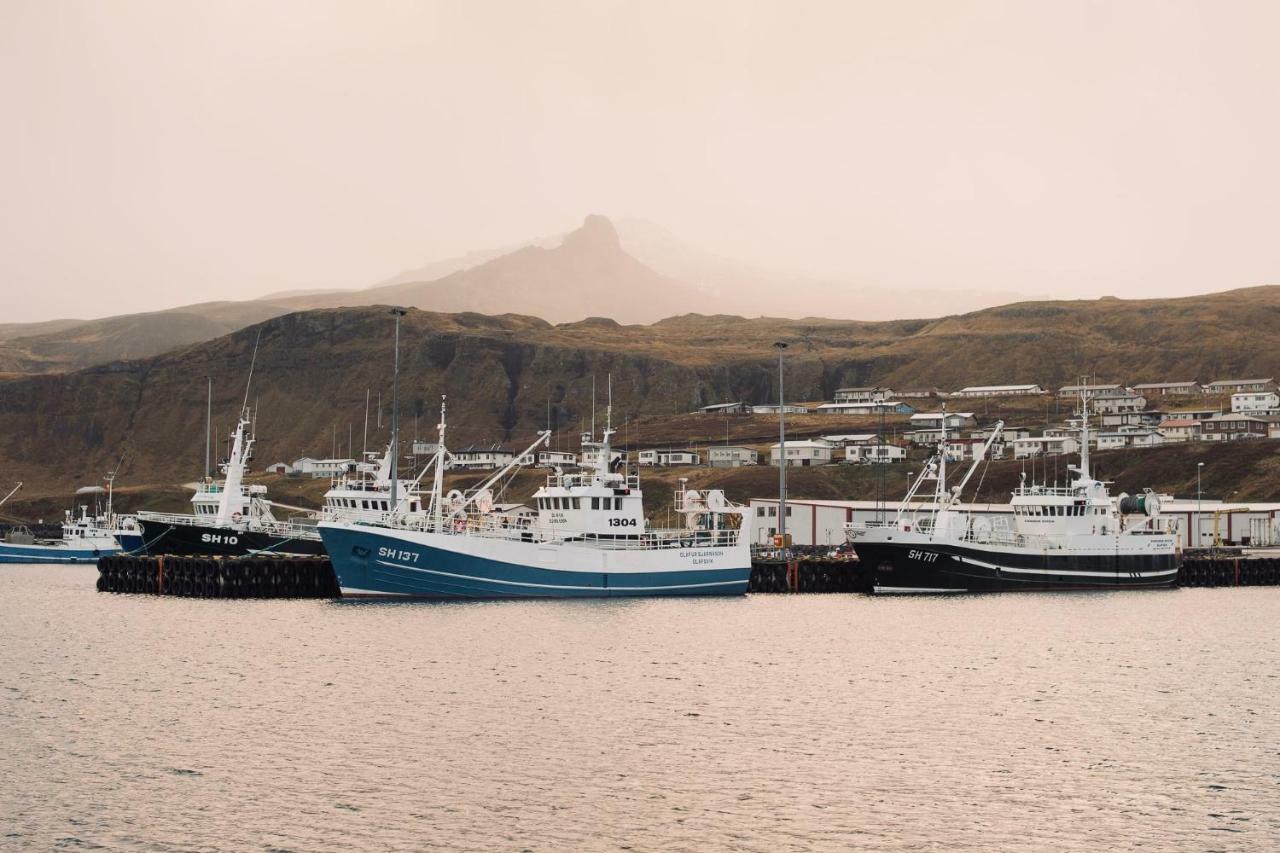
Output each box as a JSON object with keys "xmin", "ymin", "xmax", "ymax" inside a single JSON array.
[
  {"xmin": 852, "ymin": 540, "xmax": 1180, "ymax": 593},
  {"xmin": 136, "ymin": 519, "xmax": 325, "ymax": 557}
]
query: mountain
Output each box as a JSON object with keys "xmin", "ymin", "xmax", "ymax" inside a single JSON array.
[
  {"xmin": 273, "ymin": 215, "xmax": 694, "ymax": 323},
  {"xmin": 613, "ymin": 217, "xmax": 1035, "ymax": 320},
  {"xmin": 4, "ymin": 286, "xmax": 1280, "ymax": 500}
]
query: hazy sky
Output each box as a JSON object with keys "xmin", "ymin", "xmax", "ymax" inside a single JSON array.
[{"xmin": 3, "ymin": 1, "xmax": 1279, "ymax": 322}]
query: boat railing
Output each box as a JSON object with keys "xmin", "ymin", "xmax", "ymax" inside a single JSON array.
[{"xmin": 366, "ymin": 510, "xmax": 742, "ymax": 550}]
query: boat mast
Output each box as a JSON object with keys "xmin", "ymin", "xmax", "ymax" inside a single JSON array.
[
  {"xmin": 389, "ymin": 308, "xmax": 406, "ymax": 512},
  {"xmin": 204, "ymin": 377, "xmax": 212, "ymax": 481},
  {"xmin": 935, "ymin": 404, "xmax": 949, "ymax": 509},
  {"xmin": 430, "ymin": 396, "xmax": 448, "ymax": 530},
  {"xmin": 1077, "ymin": 384, "xmax": 1092, "ymax": 481},
  {"xmin": 217, "ymin": 335, "xmax": 260, "ymax": 525}
]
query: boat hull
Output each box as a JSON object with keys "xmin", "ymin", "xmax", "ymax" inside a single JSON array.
[
  {"xmin": 318, "ymin": 522, "xmax": 751, "ymax": 599},
  {"xmin": 0, "ymin": 541, "xmax": 120, "ymax": 564},
  {"xmin": 135, "ymin": 519, "xmax": 325, "ymax": 557},
  {"xmin": 851, "ymin": 538, "xmax": 1180, "ymax": 593}
]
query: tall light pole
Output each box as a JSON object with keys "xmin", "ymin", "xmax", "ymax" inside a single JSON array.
[
  {"xmin": 390, "ymin": 307, "xmax": 407, "ymax": 512},
  {"xmin": 1197, "ymin": 461, "xmax": 1204, "ymax": 548},
  {"xmin": 774, "ymin": 342, "xmax": 788, "ymax": 548}
]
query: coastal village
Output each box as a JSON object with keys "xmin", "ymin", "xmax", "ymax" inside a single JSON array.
[{"xmin": 268, "ymin": 377, "xmax": 1280, "ymax": 477}]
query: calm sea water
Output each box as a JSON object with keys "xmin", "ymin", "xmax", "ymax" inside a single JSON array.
[{"xmin": 2, "ymin": 564, "xmax": 1278, "ymax": 851}]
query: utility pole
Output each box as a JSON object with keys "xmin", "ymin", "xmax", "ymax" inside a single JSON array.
[
  {"xmin": 389, "ymin": 308, "xmax": 407, "ymax": 511},
  {"xmin": 774, "ymin": 341, "xmax": 788, "ymax": 548}
]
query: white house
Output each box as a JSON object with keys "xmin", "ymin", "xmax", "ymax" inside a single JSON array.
[
  {"xmin": 845, "ymin": 444, "xmax": 907, "ymax": 463},
  {"xmin": 1094, "ymin": 394, "xmax": 1147, "ymax": 414},
  {"xmin": 1231, "ymin": 391, "xmax": 1280, "ymax": 414},
  {"xmin": 1132, "ymin": 381, "xmax": 1200, "ymax": 396},
  {"xmin": 952, "ymin": 384, "xmax": 1045, "ymax": 397},
  {"xmin": 1204, "ymin": 378, "xmax": 1276, "ymax": 394},
  {"xmin": 1095, "ymin": 430, "xmax": 1163, "ymax": 450},
  {"xmin": 1011, "ymin": 436, "xmax": 1080, "ymax": 459},
  {"xmin": 637, "ymin": 449, "xmax": 701, "ymax": 466},
  {"xmin": 1162, "ymin": 407, "xmax": 1221, "ymax": 422},
  {"xmin": 292, "ymin": 457, "xmax": 356, "ymax": 478},
  {"xmin": 909, "ymin": 412, "xmax": 977, "ymax": 431},
  {"xmin": 751, "ymin": 404, "xmax": 810, "ymax": 415},
  {"xmin": 944, "ymin": 437, "xmax": 1005, "ymax": 461},
  {"xmin": 770, "ymin": 439, "xmax": 835, "ymax": 467},
  {"xmin": 1058, "ymin": 383, "xmax": 1125, "ymax": 398},
  {"xmin": 536, "ymin": 450, "xmax": 578, "ymax": 468},
  {"xmin": 451, "ymin": 447, "xmax": 516, "ymax": 470},
  {"xmin": 698, "ymin": 402, "xmax": 748, "ymax": 415},
  {"xmin": 1158, "ymin": 418, "xmax": 1201, "ymax": 442},
  {"xmin": 815, "ymin": 401, "xmax": 915, "ymax": 415},
  {"xmin": 264, "ymin": 461, "xmax": 295, "ymax": 475},
  {"xmin": 822, "ymin": 433, "xmax": 879, "ymax": 447},
  {"xmin": 708, "ymin": 446, "xmax": 758, "ymax": 468},
  {"xmin": 833, "ymin": 387, "xmax": 894, "ymax": 403}
]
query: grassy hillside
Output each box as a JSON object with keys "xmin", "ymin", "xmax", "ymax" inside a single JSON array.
[{"xmin": 1, "ymin": 289, "xmax": 1279, "ymax": 503}]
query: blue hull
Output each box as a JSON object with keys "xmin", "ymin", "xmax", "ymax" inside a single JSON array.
[
  {"xmin": 115, "ymin": 534, "xmax": 146, "ymax": 554},
  {"xmin": 0, "ymin": 542, "xmax": 120, "ymax": 564},
  {"xmin": 319, "ymin": 526, "xmax": 750, "ymax": 600}
]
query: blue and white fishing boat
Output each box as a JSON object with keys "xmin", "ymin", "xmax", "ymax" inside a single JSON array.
[
  {"xmin": 318, "ymin": 396, "xmax": 753, "ymax": 599},
  {"xmin": 0, "ymin": 482, "xmax": 125, "ymax": 564}
]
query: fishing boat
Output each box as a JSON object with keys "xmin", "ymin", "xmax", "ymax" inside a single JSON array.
[
  {"xmin": 0, "ymin": 482, "xmax": 124, "ymax": 564},
  {"xmin": 135, "ymin": 407, "xmax": 325, "ymax": 557},
  {"xmin": 318, "ymin": 395, "xmax": 753, "ymax": 599},
  {"xmin": 844, "ymin": 393, "xmax": 1181, "ymax": 593}
]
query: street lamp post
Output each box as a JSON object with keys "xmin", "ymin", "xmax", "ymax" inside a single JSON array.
[
  {"xmin": 1197, "ymin": 461, "xmax": 1204, "ymax": 548},
  {"xmin": 774, "ymin": 342, "xmax": 788, "ymax": 549}
]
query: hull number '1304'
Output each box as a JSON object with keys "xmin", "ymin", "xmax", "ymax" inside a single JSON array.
[
  {"xmin": 607, "ymin": 518, "xmax": 638, "ymax": 527},
  {"xmin": 908, "ymin": 549, "xmax": 939, "ymax": 563},
  {"xmin": 378, "ymin": 547, "xmax": 419, "ymax": 563}
]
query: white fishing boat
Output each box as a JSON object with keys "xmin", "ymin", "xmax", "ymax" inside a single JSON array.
[{"xmin": 319, "ymin": 394, "xmax": 753, "ymax": 599}]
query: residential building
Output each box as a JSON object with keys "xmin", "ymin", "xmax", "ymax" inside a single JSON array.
[
  {"xmin": 895, "ymin": 388, "xmax": 941, "ymax": 399},
  {"xmin": 815, "ymin": 401, "xmax": 915, "ymax": 415},
  {"xmin": 845, "ymin": 444, "xmax": 907, "ymax": 463},
  {"xmin": 1058, "ymin": 383, "xmax": 1125, "ymax": 398},
  {"xmin": 1204, "ymin": 378, "xmax": 1277, "ymax": 394},
  {"xmin": 637, "ymin": 449, "xmax": 701, "ymax": 466},
  {"xmin": 944, "ymin": 437, "xmax": 1005, "ymax": 461},
  {"xmin": 291, "ymin": 457, "xmax": 356, "ymax": 478},
  {"xmin": 1094, "ymin": 394, "xmax": 1147, "ymax": 414},
  {"xmin": 1011, "ymin": 436, "xmax": 1080, "ymax": 459},
  {"xmin": 1132, "ymin": 381, "xmax": 1200, "ymax": 396},
  {"xmin": 1101, "ymin": 410, "xmax": 1162, "ymax": 429},
  {"xmin": 1231, "ymin": 391, "xmax": 1280, "ymax": 414},
  {"xmin": 952, "ymin": 384, "xmax": 1045, "ymax": 397},
  {"xmin": 970, "ymin": 425, "xmax": 1032, "ymax": 441},
  {"xmin": 536, "ymin": 450, "xmax": 578, "ymax": 468},
  {"xmin": 751, "ymin": 404, "xmax": 810, "ymax": 415},
  {"xmin": 1162, "ymin": 407, "xmax": 1221, "ymax": 422},
  {"xmin": 822, "ymin": 433, "xmax": 880, "ymax": 447},
  {"xmin": 708, "ymin": 446, "xmax": 758, "ymax": 468},
  {"xmin": 769, "ymin": 439, "xmax": 835, "ymax": 467},
  {"xmin": 833, "ymin": 387, "xmax": 894, "ymax": 403},
  {"xmin": 1097, "ymin": 430, "xmax": 1164, "ymax": 450},
  {"xmin": 1201, "ymin": 414, "xmax": 1267, "ymax": 441},
  {"xmin": 910, "ymin": 411, "xmax": 977, "ymax": 431},
  {"xmin": 451, "ymin": 446, "xmax": 516, "ymax": 470},
  {"xmin": 697, "ymin": 402, "xmax": 748, "ymax": 415},
  {"xmin": 1158, "ymin": 419, "xmax": 1201, "ymax": 442}
]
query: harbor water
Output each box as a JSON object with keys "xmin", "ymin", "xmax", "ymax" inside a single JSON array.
[{"xmin": 3, "ymin": 565, "xmax": 1279, "ymax": 850}]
